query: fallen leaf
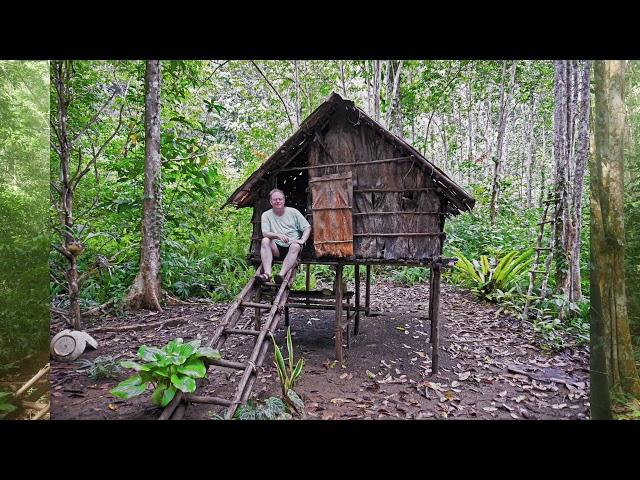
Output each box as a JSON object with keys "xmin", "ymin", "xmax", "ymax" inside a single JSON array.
[
  {"xmin": 108, "ymin": 404, "xmax": 117, "ymax": 411},
  {"xmin": 458, "ymin": 371, "xmax": 471, "ymax": 381},
  {"xmin": 366, "ymin": 370, "xmax": 376, "ymax": 379},
  {"xmin": 515, "ymin": 395, "xmax": 526, "ymax": 403},
  {"xmin": 482, "ymin": 406, "xmax": 497, "ymax": 412}
]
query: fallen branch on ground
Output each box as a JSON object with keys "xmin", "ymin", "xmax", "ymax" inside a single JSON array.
[{"xmin": 86, "ymin": 317, "xmax": 188, "ymax": 334}]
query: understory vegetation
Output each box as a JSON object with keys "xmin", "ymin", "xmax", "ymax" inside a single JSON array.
[{"xmin": 48, "ymin": 60, "xmax": 589, "ymax": 355}]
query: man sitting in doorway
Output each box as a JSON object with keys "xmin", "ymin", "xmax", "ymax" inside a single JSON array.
[{"xmin": 256, "ymin": 188, "xmax": 312, "ymax": 284}]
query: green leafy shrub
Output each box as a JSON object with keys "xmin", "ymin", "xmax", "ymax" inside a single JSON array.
[
  {"xmin": 271, "ymin": 327, "xmax": 304, "ymax": 414},
  {"xmin": 392, "ymin": 267, "xmax": 430, "ymax": 287},
  {"xmin": 111, "ymin": 338, "xmax": 221, "ymax": 407},
  {"xmin": 452, "ymin": 248, "xmax": 534, "ymax": 302},
  {"xmin": 0, "ymin": 391, "xmax": 17, "ymax": 419}
]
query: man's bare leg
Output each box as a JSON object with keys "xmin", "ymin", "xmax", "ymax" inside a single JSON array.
[
  {"xmin": 280, "ymin": 243, "xmax": 301, "ymax": 279},
  {"xmin": 260, "ymin": 237, "xmax": 280, "ymax": 278}
]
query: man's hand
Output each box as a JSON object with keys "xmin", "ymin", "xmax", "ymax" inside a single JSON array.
[{"xmin": 278, "ymin": 234, "xmax": 290, "ymax": 244}]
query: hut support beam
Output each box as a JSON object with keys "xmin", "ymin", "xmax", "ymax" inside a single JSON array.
[
  {"xmin": 428, "ymin": 266, "xmax": 441, "ymax": 375},
  {"xmin": 354, "ymin": 264, "xmax": 360, "ymax": 335},
  {"xmin": 365, "ymin": 264, "xmax": 371, "ymax": 316},
  {"xmin": 335, "ymin": 264, "xmax": 344, "ymax": 362}
]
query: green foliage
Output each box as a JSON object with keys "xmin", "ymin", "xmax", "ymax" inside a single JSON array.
[
  {"xmin": 75, "ymin": 355, "xmax": 123, "ymax": 380},
  {"xmin": 0, "ymin": 391, "xmax": 17, "ymax": 419},
  {"xmin": 270, "ymin": 327, "xmax": 305, "ymax": 414},
  {"xmin": 233, "ymin": 396, "xmax": 291, "ymax": 420},
  {"xmin": 392, "ymin": 267, "xmax": 430, "ymax": 287},
  {"xmin": 0, "ymin": 61, "xmax": 49, "ymax": 367},
  {"xmin": 452, "ymin": 248, "xmax": 534, "ymax": 302},
  {"xmin": 111, "ymin": 338, "xmax": 221, "ymax": 407}
]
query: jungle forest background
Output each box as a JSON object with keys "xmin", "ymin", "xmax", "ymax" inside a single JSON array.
[
  {"xmin": 15, "ymin": 59, "xmax": 640, "ymax": 418},
  {"xmin": 48, "ymin": 60, "xmax": 590, "ymax": 349}
]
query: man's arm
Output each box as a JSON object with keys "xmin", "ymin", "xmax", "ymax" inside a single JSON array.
[
  {"xmin": 292, "ymin": 226, "xmax": 311, "ymax": 245},
  {"xmin": 263, "ymin": 230, "xmax": 290, "ymax": 243}
]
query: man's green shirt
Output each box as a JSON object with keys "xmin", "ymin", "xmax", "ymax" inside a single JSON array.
[{"xmin": 261, "ymin": 207, "xmax": 311, "ymax": 247}]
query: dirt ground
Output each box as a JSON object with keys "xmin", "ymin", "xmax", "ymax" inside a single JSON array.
[{"xmin": 50, "ymin": 280, "xmax": 590, "ymax": 420}]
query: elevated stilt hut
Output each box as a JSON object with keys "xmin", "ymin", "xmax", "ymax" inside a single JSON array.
[{"xmin": 224, "ymin": 92, "xmax": 475, "ymax": 373}]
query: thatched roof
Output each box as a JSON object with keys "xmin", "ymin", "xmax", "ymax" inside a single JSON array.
[{"xmin": 224, "ymin": 92, "xmax": 475, "ymax": 216}]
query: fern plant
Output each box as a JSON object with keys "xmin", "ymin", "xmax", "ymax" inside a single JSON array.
[{"xmin": 453, "ymin": 248, "xmax": 534, "ymax": 301}]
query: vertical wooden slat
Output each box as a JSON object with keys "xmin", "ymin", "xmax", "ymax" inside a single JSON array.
[
  {"xmin": 335, "ymin": 264, "xmax": 344, "ymax": 362},
  {"xmin": 354, "ymin": 264, "xmax": 360, "ymax": 335}
]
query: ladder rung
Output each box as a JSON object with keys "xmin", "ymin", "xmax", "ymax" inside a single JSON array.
[
  {"xmin": 185, "ymin": 395, "xmax": 232, "ymax": 406},
  {"xmin": 543, "ymin": 198, "xmax": 559, "ymax": 204},
  {"xmin": 537, "ymin": 220, "xmax": 555, "ymax": 225},
  {"xmin": 241, "ymin": 301, "xmax": 272, "ymax": 309},
  {"xmin": 209, "ymin": 359, "xmax": 248, "ymax": 370},
  {"xmin": 224, "ymin": 328, "xmax": 261, "ymax": 337},
  {"xmin": 534, "ymin": 247, "xmax": 551, "ymax": 251},
  {"xmin": 531, "ymin": 270, "xmax": 547, "ymax": 274}
]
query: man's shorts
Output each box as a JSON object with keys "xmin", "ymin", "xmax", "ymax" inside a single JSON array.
[{"xmin": 276, "ymin": 243, "xmax": 290, "ymax": 258}]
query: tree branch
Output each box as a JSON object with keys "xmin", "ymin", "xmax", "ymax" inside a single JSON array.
[{"xmin": 250, "ymin": 60, "xmax": 294, "ymax": 131}]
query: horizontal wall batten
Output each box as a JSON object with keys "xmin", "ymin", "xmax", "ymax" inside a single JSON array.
[
  {"xmin": 353, "ymin": 233, "xmax": 446, "ymax": 237},
  {"xmin": 279, "ymin": 156, "xmax": 414, "ymax": 172},
  {"xmin": 311, "ymin": 207, "xmax": 352, "ymax": 211},
  {"xmin": 354, "ymin": 188, "xmax": 437, "ymax": 193},
  {"xmin": 353, "ymin": 211, "xmax": 444, "ymax": 216},
  {"xmin": 314, "ymin": 240, "xmax": 353, "ymax": 244}
]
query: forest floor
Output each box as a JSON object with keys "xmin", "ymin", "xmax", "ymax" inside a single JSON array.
[{"xmin": 50, "ymin": 280, "xmax": 590, "ymax": 420}]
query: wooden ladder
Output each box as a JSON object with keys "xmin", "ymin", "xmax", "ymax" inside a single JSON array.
[
  {"xmin": 159, "ymin": 260, "xmax": 300, "ymax": 420},
  {"xmin": 523, "ymin": 192, "xmax": 558, "ymax": 319}
]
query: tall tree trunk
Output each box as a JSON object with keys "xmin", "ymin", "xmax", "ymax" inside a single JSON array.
[
  {"xmin": 553, "ymin": 60, "xmax": 571, "ymax": 299},
  {"xmin": 387, "ymin": 60, "xmax": 404, "ymax": 135},
  {"xmin": 525, "ymin": 94, "xmax": 537, "ymax": 208},
  {"xmin": 568, "ymin": 61, "xmax": 590, "ymax": 303},
  {"xmin": 340, "ymin": 60, "xmax": 347, "ymax": 97},
  {"xmin": 373, "ymin": 60, "xmax": 381, "ymax": 123},
  {"xmin": 293, "ymin": 60, "xmax": 301, "ymax": 127},
  {"xmin": 52, "ymin": 61, "xmax": 82, "ymax": 330},
  {"xmin": 490, "ymin": 60, "xmax": 517, "ymax": 225},
  {"xmin": 592, "ymin": 59, "xmax": 640, "ymax": 399},
  {"xmin": 126, "ymin": 60, "xmax": 163, "ymax": 311}
]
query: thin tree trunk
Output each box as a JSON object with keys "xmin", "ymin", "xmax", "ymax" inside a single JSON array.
[
  {"xmin": 340, "ymin": 60, "xmax": 347, "ymax": 97},
  {"xmin": 373, "ymin": 60, "xmax": 381, "ymax": 123},
  {"xmin": 490, "ymin": 61, "xmax": 517, "ymax": 225},
  {"xmin": 592, "ymin": 59, "xmax": 640, "ymax": 399},
  {"xmin": 568, "ymin": 61, "xmax": 590, "ymax": 303},
  {"xmin": 126, "ymin": 60, "xmax": 163, "ymax": 311},
  {"xmin": 293, "ymin": 60, "xmax": 301, "ymax": 127},
  {"xmin": 553, "ymin": 60, "xmax": 570, "ymax": 300},
  {"xmin": 525, "ymin": 94, "xmax": 537, "ymax": 208}
]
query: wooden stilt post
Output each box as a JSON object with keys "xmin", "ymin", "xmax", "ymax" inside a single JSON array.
[
  {"xmin": 285, "ymin": 306, "xmax": 290, "ymax": 327},
  {"xmin": 429, "ymin": 265, "xmax": 441, "ymax": 375},
  {"xmin": 365, "ymin": 264, "xmax": 371, "ymax": 316},
  {"xmin": 305, "ymin": 263, "xmax": 311, "ymax": 302},
  {"xmin": 335, "ymin": 263, "xmax": 344, "ymax": 362},
  {"xmin": 354, "ymin": 264, "xmax": 360, "ymax": 335}
]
